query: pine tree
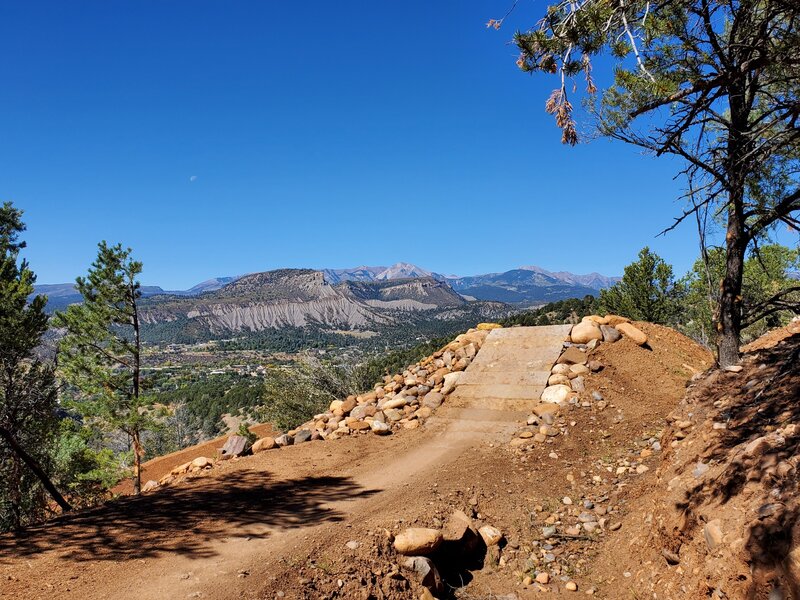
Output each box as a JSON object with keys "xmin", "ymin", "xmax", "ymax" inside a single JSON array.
[
  {"xmin": 598, "ymin": 247, "xmax": 683, "ymax": 324},
  {"xmin": 499, "ymin": 0, "xmax": 800, "ymax": 365},
  {"xmin": 54, "ymin": 242, "xmax": 150, "ymax": 495},
  {"xmin": 0, "ymin": 201, "xmax": 71, "ymax": 531}
]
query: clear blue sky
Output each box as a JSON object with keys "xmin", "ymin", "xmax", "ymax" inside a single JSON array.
[{"xmin": 2, "ymin": 0, "xmax": 702, "ymax": 288}]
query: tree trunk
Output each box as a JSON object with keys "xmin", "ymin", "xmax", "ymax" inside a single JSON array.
[
  {"xmin": 0, "ymin": 425, "xmax": 72, "ymax": 515},
  {"xmin": 131, "ymin": 430, "xmax": 142, "ymax": 495}
]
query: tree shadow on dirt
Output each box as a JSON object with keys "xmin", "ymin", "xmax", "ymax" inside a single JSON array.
[
  {"xmin": 669, "ymin": 332, "xmax": 800, "ymax": 596},
  {"xmin": 0, "ymin": 469, "xmax": 379, "ymax": 563}
]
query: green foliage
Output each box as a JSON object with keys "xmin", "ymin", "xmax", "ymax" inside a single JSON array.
[
  {"xmin": 51, "ymin": 419, "xmax": 123, "ymax": 508},
  {"xmin": 598, "ymin": 247, "xmax": 684, "ymax": 324},
  {"xmin": 0, "ymin": 201, "xmax": 62, "ymax": 531},
  {"xmin": 53, "ymin": 242, "xmax": 153, "ymax": 493},
  {"xmin": 500, "ymin": 295, "xmax": 599, "ymax": 327},
  {"xmin": 259, "ymin": 361, "xmax": 355, "ymax": 432},
  {"xmin": 237, "ymin": 423, "xmax": 257, "ymax": 445},
  {"xmin": 681, "ymin": 244, "xmax": 800, "ymax": 344}
]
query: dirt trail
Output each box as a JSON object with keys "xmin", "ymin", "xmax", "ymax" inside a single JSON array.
[{"xmin": 0, "ymin": 325, "xmax": 570, "ymax": 600}]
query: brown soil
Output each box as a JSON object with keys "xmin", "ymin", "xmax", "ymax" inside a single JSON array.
[
  {"xmin": 0, "ymin": 323, "xmax": 719, "ymax": 599},
  {"xmin": 114, "ymin": 423, "xmax": 276, "ymax": 495}
]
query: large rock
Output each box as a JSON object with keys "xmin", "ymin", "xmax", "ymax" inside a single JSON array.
[
  {"xmin": 478, "ymin": 525, "xmax": 503, "ymax": 546},
  {"xmin": 541, "ymin": 384, "xmax": 573, "ymax": 404},
  {"xmin": 393, "ymin": 528, "xmax": 443, "ymax": 555},
  {"xmin": 616, "ymin": 322, "xmax": 648, "ymax": 345},
  {"xmin": 142, "ymin": 480, "xmax": 159, "ymax": 492},
  {"xmin": 191, "ymin": 456, "xmax": 213, "ymax": 469},
  {"xmin": 252, "ymin": 437, "xmax": 276, "ymax": 453},
  {"xmin": 548, "ymin": 374, "xmax": 571, "ymax": 386},
  {"xmin": 371, "ymin": 420, "xmax": 391, "ymax": 435},
  {"xmin": 400, "ymin": 556, "xmax": 443, "ymax": 593},
  {"xmin": 381, "ymin": 396, "xmax": 408, "ymax": 410},
  {"xmin": 274, "ymin": 434, "xmax": 293, "ymax": 447},
  {"xmin": 220, "ymin": 435, "xmax": 250, "ymax": 458},
  {"xmin": 570, "ymin": 321, "xmax": 603, "ymax": 344},
  {"xmin": 294, "ymin": 429, "xmax": 313, "ymax": 443},
  {"xmin": 422, "ymin": 391, "xmax": 444, "ymax": 409},
  {"xmin": 605, "ymin": 314, "xmax": 630, "ymax": 326},
  {"xmin": 600, "ymin": 325, "xmax": 621, "ymax": 343},
  {"xmin": 441, "ymin": 372, "xmax": 463, "ymax": 395},
  {"xmin": 556, "ymin": 346, "xmax": 588, "ymax": 365}
]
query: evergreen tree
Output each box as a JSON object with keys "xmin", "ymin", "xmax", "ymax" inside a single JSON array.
[
  {"xmin": 498, "ymin": 0, "xmax": 800, "ymax": 365},
  {"xmin": 598, "ymin": 248, "xmax": 684, "ymax": 324},
  {"xmin": 54, "ymin": 242, "xmax": 151, "ymax": 495},
  {"xmin": 0, "ymin": 201, "xmax": 71, "ymax": 531}
]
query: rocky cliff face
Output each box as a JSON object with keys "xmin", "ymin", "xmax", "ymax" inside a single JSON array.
[{"xmin": 139, "ymin": 270, "xmax": 474, "ymax": 337}]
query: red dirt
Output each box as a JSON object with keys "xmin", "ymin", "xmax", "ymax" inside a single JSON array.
[
  {"xmin": 0, "ymin": 323, "xmax": 721, "ymax": 599},
  {"xmin": 113, "ymin": 423, "xmax": 276, "ymax": 495}
]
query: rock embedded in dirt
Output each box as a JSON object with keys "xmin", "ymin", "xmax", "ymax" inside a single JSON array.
[
  {"xmin": 251, "ymin": 437, "xmax": 276, "ymax": 453},
  {"xmin": 142, "ymin": 480, "xmax": 159, "ymax": 492},
  {"xmin": 294, "ymin": 429, "xmax": 313, "ymax": 443},
  {"xmin": 570, "ymin": 376, "xmax": 585, "ymax": 392},
  {"xmin": 371, "ymin": 421, "xmax": 391, "ymax": 435},
  {"xmin": 441, "ymin": 372, "xmax": 463, "ymax": 395},
  {"xmin": 220, "ymin": 435, "xmax": 250, "ymax": 458},
  {"xmin": 703, "ymin": 520, "xmax": 724, "ymax": 551},
  {"xmin": 400, "ymin": 556, "xmax": 443, "ymax": 594},
  {"xmin": 615, "ymin": 322, "xmax": 648, "ymax": 345},
  {"xmin": 191, "ymin": 456, "xmax": 213, "ymax": 469},
  {"xmin": 393, "ymin": 528, "xmax": 443, "ymax": 555},
  {"xmin": 565, "ymin": 581, "xmax": 578, "ymax": 591},
  {"xmin": 478, "ymin": 525, "xmax": 503, "ymax": 547},
  {"xmin": 422, "ymin": 391, "xmax": 444, "ymax": 409},
  {"xmin": 600, "ymin": 325, "xmax": 621, "ymax": 343},
  {"xmin": 548, "ymin": 374, "xmax": 572, "ymax": 386},
  {"xmin": 541, "ymin": 384, "xmax": 573, "ymax": 404},
  {"xmin": 535, "ymin": 572, "xmax": 550, "ymax": 584},
  {"xmin": 571, "ymin": 321, "xmax": 603, "ymax": 344},
  {"xmin": 557, "ymin": 346, "xmax": 588, "ymax": 366},
  {"xmin": 274, "ymin": 434, "xmax": 293, "ymax": 447}
]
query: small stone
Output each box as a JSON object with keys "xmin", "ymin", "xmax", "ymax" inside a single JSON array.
[
  {"xmin": 541, "ymin": 385, "xmax": 573, "ymax": 404},
  {"xmin": 562, "ymin": 496, "xmax": 573, "ymax": 505},
  {"xmin": 565, "ymin": 581, "xmax": 578, "ymax": 591},
  {"xmin": 346, "ymin": 541, "xmax": 360, "ymax": 550},
  {"xmin": 703, "ymin": 520, "xmax": 724, "ymax": 551},
  {"xmin": 636, "ymin": 465, "xmax": 649, "ymax": 474},
  {"xmin": 535, "ymin": 572, "xmax": 550, "ymax": 584},
  {"xmin": 586, "ymin": 360, "xmax": 604, "ymax": 372}
]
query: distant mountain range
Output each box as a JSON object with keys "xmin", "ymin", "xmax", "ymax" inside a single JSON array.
[{"xmin": 34, "ymin": 262, "xmax": 618, "ymax": 314}]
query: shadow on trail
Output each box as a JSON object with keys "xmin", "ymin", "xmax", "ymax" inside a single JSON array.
[{"xmin": 0, "ymin": 469, "xmax": 380, "ymax": 563}]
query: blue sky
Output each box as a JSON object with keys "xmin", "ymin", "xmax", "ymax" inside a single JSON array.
[{"xmin": 2, "ymin": 1, "xmax": 703, "ymax": 288}]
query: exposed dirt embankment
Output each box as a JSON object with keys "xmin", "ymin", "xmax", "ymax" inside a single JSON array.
[{"xmin": 590, "ymin": 323, "xmax": 800, "ymax": 599}]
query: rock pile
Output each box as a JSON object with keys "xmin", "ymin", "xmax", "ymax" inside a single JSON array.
[
  {"xmin": 539, "ymin": 315, "xmax": 647, "ymax": 408},
  {"xmin": 259, "ymin": 327, "xmax": 494, "ymax": 447}
]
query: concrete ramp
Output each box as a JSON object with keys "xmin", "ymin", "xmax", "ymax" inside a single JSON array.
[{"xmin": 446, "ymin": 325, "xmax": 570, "ymax": 413}]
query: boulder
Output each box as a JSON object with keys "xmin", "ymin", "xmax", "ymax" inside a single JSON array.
[
  {"xmin": 443, "ymin": 510, "xmax": 478, "ymax": 547},
  {"xmin": 600, "ymin": 325, "xmax": 621, "ymax": 343},
  {"xmin": 340, "ymin": 397, "xmax": 357, "ymax": 415},
  {"xmin": 274, "ymin": 434, "xmax": 293, "ymax": 447},
  {"xmin": 381, "ymin": 396, "xmax": 408, "ymax": 410},
  {"xmin": 548, "ymin": 374, "xmax": 571, "ymax": 386},
  {"xmin": 142, "ymin": 480, "xmax": 159, "ymax": 493},
  {"xmin": 616, "ymin": 322, "xmax": 648, "ymax": 345},
  {"xmin": 703, "ymin": 519, "xmax": 724, "ymax": 551},
  {"xmin": 556, "ymin": 346, "xmax": 588, "ymax": 365},
  {"xmin": 400, "ymin": 556, "xmax": 443, "ymax": 594},
  {"xmin": 478, "ymin": 525, "xmax": 503, "ymax": 547},
  {"xmin": 191, "ymin": 456, "xmax": 213, "ymax": 469},
  {"xmin": 220, "ymin": 435, "xmax": 250, "ymax": 458},
  {"xmin": 422, "ymin": 391, "xmax": 444, "ymax": 409},
  {"xmin": 350, "ymin": 404, "xmax": 376, "ymax": 420},
  {"xmin": 250, "ymin": 437, "xmax": 275, "ymax": 454},
  {"xmin": 570, "ymin": 321, "xmax": 603, "ymax": 344},
  {"xmin": 551, "ymin": 363, "xmax": 572, "ymax": 376},
  {"xmin": 441, "ymin": 372, "xmax": 463, "ymax": 395},
  {"xmin": 371, "ymin": 420, "xmax": 391, "ymax": 435},
  {"xmin": 294, "ymin": 429, "xmax": 313, "ymax": 443},
  {"xmin": 541, "ymin": 384, "xmax": 573, "ymax": 404},
  {"xmin": 393, "ymin": 528, "xmax": 443, "ymax": 555},
  {"xmin": 604, "ymin": 314, "xmax": 630, "ymax": 326}
]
